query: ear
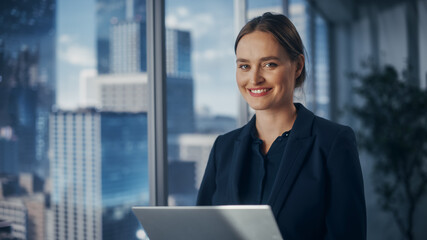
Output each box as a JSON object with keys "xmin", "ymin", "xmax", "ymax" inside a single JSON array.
[{"xmin": 295, "ymin": 54, "xmax": 305, "ymax": 78}]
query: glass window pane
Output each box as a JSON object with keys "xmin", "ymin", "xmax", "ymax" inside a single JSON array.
[
  {"xmin": 0, "ymin": 0, "xmax": 149, "ymax": 239},
  {"xmin": 289, "ymin": 0, "xmax": 330, "ymax": 118},
  {"xmin": 247, "ymin": 0, "xmax": 284, "ymax": 18},
  {"xmin": 165, "ymin": 0, "xmax": 239, "ymax": 206},
  {"xmin": 314, "ymin": 14, "xmax": 330, "ymax": 119},
  {"xmin": 289, "ymin": 0, "xmax": 313, "ymax": 107}
]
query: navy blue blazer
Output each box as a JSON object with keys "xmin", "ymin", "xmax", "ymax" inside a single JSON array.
[{"xmin": 197, "ymin": 103, "xmax": 366, "ymax": 240}]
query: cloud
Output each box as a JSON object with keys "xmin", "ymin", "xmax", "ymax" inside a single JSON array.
[
  {"xmin": 176, "ymin": 7, "xmax": 189, "ymax": 17},
  {"xmin": 194, "ymin": 72, "xmax": 213, "ymax": 83},
  {"xmin": 166, "ymin": 8, "xmax": 215, "ymax": 39},
  {"xmin": 192, "ymin": 49, "xmax": 234, "ymax": 62},
  {"xmin": 58, "ymin": 34, "xmax": 95, "ymax": 67},
  {"xmin": 166, "ymin": 15, "xmax": 179, "ymax": 28},
  {"xmin": 59, "ymin": 34, "xmax": 73, "ymax": 44}
]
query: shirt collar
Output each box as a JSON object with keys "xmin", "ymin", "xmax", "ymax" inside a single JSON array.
[{"xmin": 250, "ymin": 117, "xmax": 291, "ymax": 144}]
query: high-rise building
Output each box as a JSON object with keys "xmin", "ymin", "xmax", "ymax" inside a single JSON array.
[
  {"xmin": 96, "ymin": 0, "xmax": 147, "ymax": 74},
  {"xmin": 0, "ymin": 173, "xmax": 47, "ymax": 240},
  {"xmin": 50, "ymin": 111, "xmax": 103, "ymax": 240},
  {"xmin": 25, "ymin": 193, "xmax": 46, "ymax": 240},
  {"xmin": 81, "ymin": 73, "xmax": 148, "ymax": 112},
  {"xmin": 174, "ymin": 134, "xmax": 217, "ymax": 189},
  {"xmin": 50, "ymin": 110, "xmax": 148, "ymax": 240},
  {"xmin": 100, "ymin": 112, "xmax": 148, "ymax": 240},
  {"xmin": 168, "ymin": 133, "xmax": 217, "ymax": 205},
  {"xmin": 0, "ymin": 127, "xmax": 19, "ymax": 174},
  {"xmin": 166, "ymin": 29, "xmax": 192, "ymax": 77},
  {"xmin": 110, "ymin": 21, "xmax": 147, "ymax": 73},
  {"xmin": 0, "ymin": 0, "xmax": 56, "ymax": 177},
  {"xmin": 166, "ymin": 29, "xmax": 195, "ymax": 134},
  {"xmin": 96, "ymin": 0, "xmax": 195, "ymax": 135},
  {"xmin": 0, "ymin": 199, "xmax": 27, "ymax": 239},
  {"xmin": 166, "ymin": 75, "xmax": 195, "ymax": 134},
  {"xmin": 2, "ymin": 48, "xmax": 39, "ymax": 175},
  {"xmin": 0, "ymin": 0, "xmax": 56, "ymax": 90}
]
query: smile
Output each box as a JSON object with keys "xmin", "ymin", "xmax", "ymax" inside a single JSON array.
[{"xmin": 248, "ymin": 88, "xmax": 272, "ymax": 97}]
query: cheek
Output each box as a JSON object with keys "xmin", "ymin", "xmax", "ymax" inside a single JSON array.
[{"xmin": 236, "ymin": 72, "xmax": 245, "ymax": 87}]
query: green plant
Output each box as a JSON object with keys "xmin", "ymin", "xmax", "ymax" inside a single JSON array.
[{"xmin": 352, "ymin": 65, "xmax": 427, "ymax": 240}]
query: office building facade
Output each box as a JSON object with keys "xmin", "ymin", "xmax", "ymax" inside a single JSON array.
[
  {"xmin": 166, "ymin": 29, "xmax": 195, "ymax": 134},
  {"xmin": 97, "ymin": 0, "xmax": 147, "ymax": 74},
  {"xmin": 81, "ymin": 73, "xmax": 148, "ymax": 112},
  {"xmin": 0, "ymin": 0, "xmax": 56, "ymax": 177},
  {"xmin": 100, "ymin": 112, "xmax": 149, "ymax": 240},
  {"xmin": 50, "ymin": 110, "xmax": 148, "ymax": 240},
  {"xmin": 110, "ymin": 21, "xmax": 147, "ymax": 74},
  {"xmin": 50, "ymin": 111, "xmax": 102, "ymax": 240},
  {"xmin": 0, "ymin": 199, "xmax": 27, "ymax": 240}
]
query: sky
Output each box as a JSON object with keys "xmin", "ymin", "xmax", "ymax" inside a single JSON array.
[
  {"xmin": 56, "ymin": 0, "xmax": 96, "ymax": 110},
  {"xmin": 56, "ymin": 0, "xmax": 283, "ymax": 116}
]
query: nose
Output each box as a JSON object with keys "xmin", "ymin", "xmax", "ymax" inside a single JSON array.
[{"xmin": 250, "ymin": 67, "xmax": 265, "ymax": 85}]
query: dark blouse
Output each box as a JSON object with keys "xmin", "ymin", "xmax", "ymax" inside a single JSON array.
[{"xmin": 239, "ymin": 120, "xmax": 290, "ymax": 204}]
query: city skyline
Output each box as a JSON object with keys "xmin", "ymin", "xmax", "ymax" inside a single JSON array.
[{"xmin": 56, "ymin": 0, "xmax": 241, "ymax": 117}]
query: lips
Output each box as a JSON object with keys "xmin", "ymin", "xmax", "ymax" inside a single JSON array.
[{"xmin": 248, "ymin": 88, "xmax": 272, "ymax": 97}]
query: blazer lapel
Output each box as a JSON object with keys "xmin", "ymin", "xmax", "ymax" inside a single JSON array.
[
  {"xmin": 228, "ymin": 116, "xmax": 255, "ymax": 204},
  {"xmin": 268, "ymin": 103, "xmax": 316, "ymax": 217}
]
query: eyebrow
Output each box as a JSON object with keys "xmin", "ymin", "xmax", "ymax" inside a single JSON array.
[{"xmin": 236, "ymin": 56, "xmax": 281, "ymax": 63}]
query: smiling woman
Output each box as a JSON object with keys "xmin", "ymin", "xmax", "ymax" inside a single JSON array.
[
  {"xmin": 197, "ymin": 12, "xmax": 366, "ymax": 240},
  {"xmin": 235, "ymin": 31, "xmax": 303, "ymax": 117}
]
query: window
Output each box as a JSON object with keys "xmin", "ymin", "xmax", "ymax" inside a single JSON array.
[
  {"xmin": 0, "ymin": 0, "xmax": 333, "ymax": 239},
  {"xmin": 165, "ymin": 0, "xmax": 239, "ymax": 206},
  {"xmin": 0, "ymin": 0, "xmax": 149, "ymax": 239}
]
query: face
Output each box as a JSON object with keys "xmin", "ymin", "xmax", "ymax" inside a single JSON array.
[{"xmin": 235, "ymin": 30, "xmax": 303, "ymax": 112}]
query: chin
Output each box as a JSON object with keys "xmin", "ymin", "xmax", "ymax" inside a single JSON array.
[{"xmin": 248, "ymin": 104, "xmax": 270, "ymax": 111}]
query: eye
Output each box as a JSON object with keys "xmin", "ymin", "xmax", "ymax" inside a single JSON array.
[
  {"xmin": 264, "ymin": 62, "xmax": 278, "ymax": 68},
  {"xmin": 238, "ymin": 64, "xmax": 250, "ymax": 70}
]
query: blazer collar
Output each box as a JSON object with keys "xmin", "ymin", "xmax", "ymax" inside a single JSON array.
[
  {"xmin": 288, "ymin": 102, "xmax": 315, "ymax": 139},
  {"xmin": 268, "ymin": 103, "xmax": 316, "ymax": 216},
  {"xmin": 229, "ymin": 103, "xmax": 316, "ymax": 212},
  {"xmin": 228, "ymin": 115, "xmax": 255, "ymax": 203}
]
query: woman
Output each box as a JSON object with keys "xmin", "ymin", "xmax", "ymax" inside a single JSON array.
[{"xmin": 197, "ymin": 12, "xmax": 366, "ymax": 240}]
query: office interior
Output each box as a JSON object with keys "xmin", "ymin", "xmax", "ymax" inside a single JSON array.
[{"xmin": 0, "ymin": 0, "xmax": 426, "ymax": 239}]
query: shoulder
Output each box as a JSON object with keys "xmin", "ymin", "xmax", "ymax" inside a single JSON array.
[
  {"xmin": 213, "ymin": 115, "xmax": 255, "ymax": 147},
  {"xmin": 310, "ymin": 115, "xmax": 358, "ymax": 160},
  {"xmin": 213, "ymin": 125, "xmax": 245, "ymax": 149},
  {"xmin": 312, "ymin": 115, "xmax": 355, "ymax": 138},
  {"xmin": 294, "ymin": 103, "xmax": 355, "ymax": 143}
]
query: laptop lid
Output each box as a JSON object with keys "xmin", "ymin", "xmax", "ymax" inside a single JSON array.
[{"xmin": 132, "ymin": 205, "xmax": 283, "ymax": 240}]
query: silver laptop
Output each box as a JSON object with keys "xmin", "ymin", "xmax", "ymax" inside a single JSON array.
[{"xmin": 132, "ymin": 205, "xmax": 283, "ymax": 240}]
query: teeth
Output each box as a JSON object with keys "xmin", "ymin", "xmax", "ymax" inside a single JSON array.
[{"xmin": 250, "ymin": 89, "xmax": 268, "ymax": 93}]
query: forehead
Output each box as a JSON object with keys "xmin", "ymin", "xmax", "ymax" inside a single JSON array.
[{"xmin": 236, "ymin": 31, "xmax": 288, "ymax": 59}]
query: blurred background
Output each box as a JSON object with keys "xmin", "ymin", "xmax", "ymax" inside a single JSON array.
[{"xmin": 0, "ymin": 0, "xmax": 426, "ymax": 239}]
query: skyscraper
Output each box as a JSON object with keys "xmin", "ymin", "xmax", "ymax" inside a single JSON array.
[
  {"xmin": 166, "ymin": 29, "xmax": 192, "ymax": 77},
  {"xmin": 50, "ymin": 111, "xmax": 102, "ymax": 240},
  {"xmin": 166, "ymin": 29, "xmax": 195, "ymax": 134},
  {"xmin": 100, "ymin": 112, "xmax": 149, "ymax": 240},
  {"xmin": 50, "ymin": 110, "xmax": 148, "ymax": 240},
  {"xmin": 110, "ymin": 21, "xmax": 147, "ymax": 73},
  {"xmin": 81, "ymin": 73, "xmax": 149, "ymax": 112},
  {"xmin": 96, "ymin": 0, "xmax": 195, "ymax": 135},
  {"xmin": 96, "ymin": 0, "xmax": 147, "ymax": 74},
  {"xmin": 0, "ymin": 0, "xmax": 56, "ymax": 177},
  {"xmin": 0, "ymin": 198, "xmax": 27, "ymax": 239}
]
